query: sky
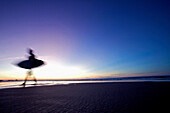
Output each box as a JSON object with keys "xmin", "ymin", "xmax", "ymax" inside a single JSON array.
[{"xmin": 0, "ymin": 0, "xmax": 170, "ymax": 80}]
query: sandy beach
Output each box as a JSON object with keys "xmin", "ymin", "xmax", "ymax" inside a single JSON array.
[{"xmin": 0, "ymin": 82, "xmax": 170, "ymax": 113}]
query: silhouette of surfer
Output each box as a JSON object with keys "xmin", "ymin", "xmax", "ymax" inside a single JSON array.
[{"xmin": 16, "ymin": 48, "xmax": 45, "ymax": 86}]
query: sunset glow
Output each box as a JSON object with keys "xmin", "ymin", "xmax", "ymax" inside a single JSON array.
[{"xmin": 35, "ymin": 60, "xmax": 89, "ymax": 79}]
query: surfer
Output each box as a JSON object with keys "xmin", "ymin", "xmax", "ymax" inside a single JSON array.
[
  {"xmin": 22, "ymin": 49, "xmax": 37, "ymax": 85},
  {"xmin": 16, "ymin": 48, "xmax": 45, "ymax": 86}
]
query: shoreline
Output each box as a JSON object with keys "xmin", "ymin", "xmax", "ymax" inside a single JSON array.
[
  {"xmin": 0, "ymin": 80, "xmax": 170, "ymax": 90},
  {"xmin": 1, "ymin": 80, "xmax": 170, "ymax": 90}
]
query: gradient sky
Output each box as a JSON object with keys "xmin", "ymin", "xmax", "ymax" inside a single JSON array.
[{"xmin": 0, "ymin": 0, "xmax": 170, "ymax": 79}]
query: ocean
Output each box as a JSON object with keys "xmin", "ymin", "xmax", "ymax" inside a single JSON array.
[{"xmin": 1, "ymin": 75, "xmax": 170, "ymax": 89}]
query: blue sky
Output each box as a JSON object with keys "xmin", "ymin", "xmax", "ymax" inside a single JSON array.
[{"xmin": 0, "ymin": 0, "xmax": 170, "ymax": 79}]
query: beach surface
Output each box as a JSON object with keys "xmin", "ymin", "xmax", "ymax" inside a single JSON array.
[{"xmin": 0, "ymin": 82, "xmax": 170, "ymax": 113}]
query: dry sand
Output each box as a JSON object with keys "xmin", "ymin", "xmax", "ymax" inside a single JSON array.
[{"xmin": 0, "ymin": 82, "xmax": 170, "ymax": 113}]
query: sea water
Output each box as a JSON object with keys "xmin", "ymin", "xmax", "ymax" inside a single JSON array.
[{"xmin": 0, "ymin": 79, "xmax": 170, "ymax": 89}]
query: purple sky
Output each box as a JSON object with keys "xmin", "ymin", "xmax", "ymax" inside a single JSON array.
[{"xmin": 0, "ymin": 0, "xmax": 170, "ymax": 79}]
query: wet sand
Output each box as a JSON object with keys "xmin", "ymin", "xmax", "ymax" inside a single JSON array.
[{"xmin": 0, "ymin": 82, "xmax": 170, "ymax": 113}]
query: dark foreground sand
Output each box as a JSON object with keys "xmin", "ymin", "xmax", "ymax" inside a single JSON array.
[{"xmin": 0, "ymin": 82, "xmax": 170, "ymax": 113}]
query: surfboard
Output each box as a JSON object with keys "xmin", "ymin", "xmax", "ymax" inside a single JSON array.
[{"xmin": 17, "ymin": 59, "xmax": 44, "ymax": 69}]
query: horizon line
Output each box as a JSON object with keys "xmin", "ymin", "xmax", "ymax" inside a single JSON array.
[{"xmin": 1, "ymin": 75, "xmax": 170, "ymax": 81}]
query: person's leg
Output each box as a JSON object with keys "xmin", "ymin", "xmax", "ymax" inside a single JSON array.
[
  {"xmin": 23, "ymin": 70, "xmax": 31, "ymax": 85},
  {"xmin": 29, "ymin": 70, "xmax": 37, "ymax": 84},
  {"xmin": 23, "ymin": 74, "xmax": 29, "ymax": 85},
  {"xmin": 33, "ymin": 75, "xmax": 37, "ymax": 84}
]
